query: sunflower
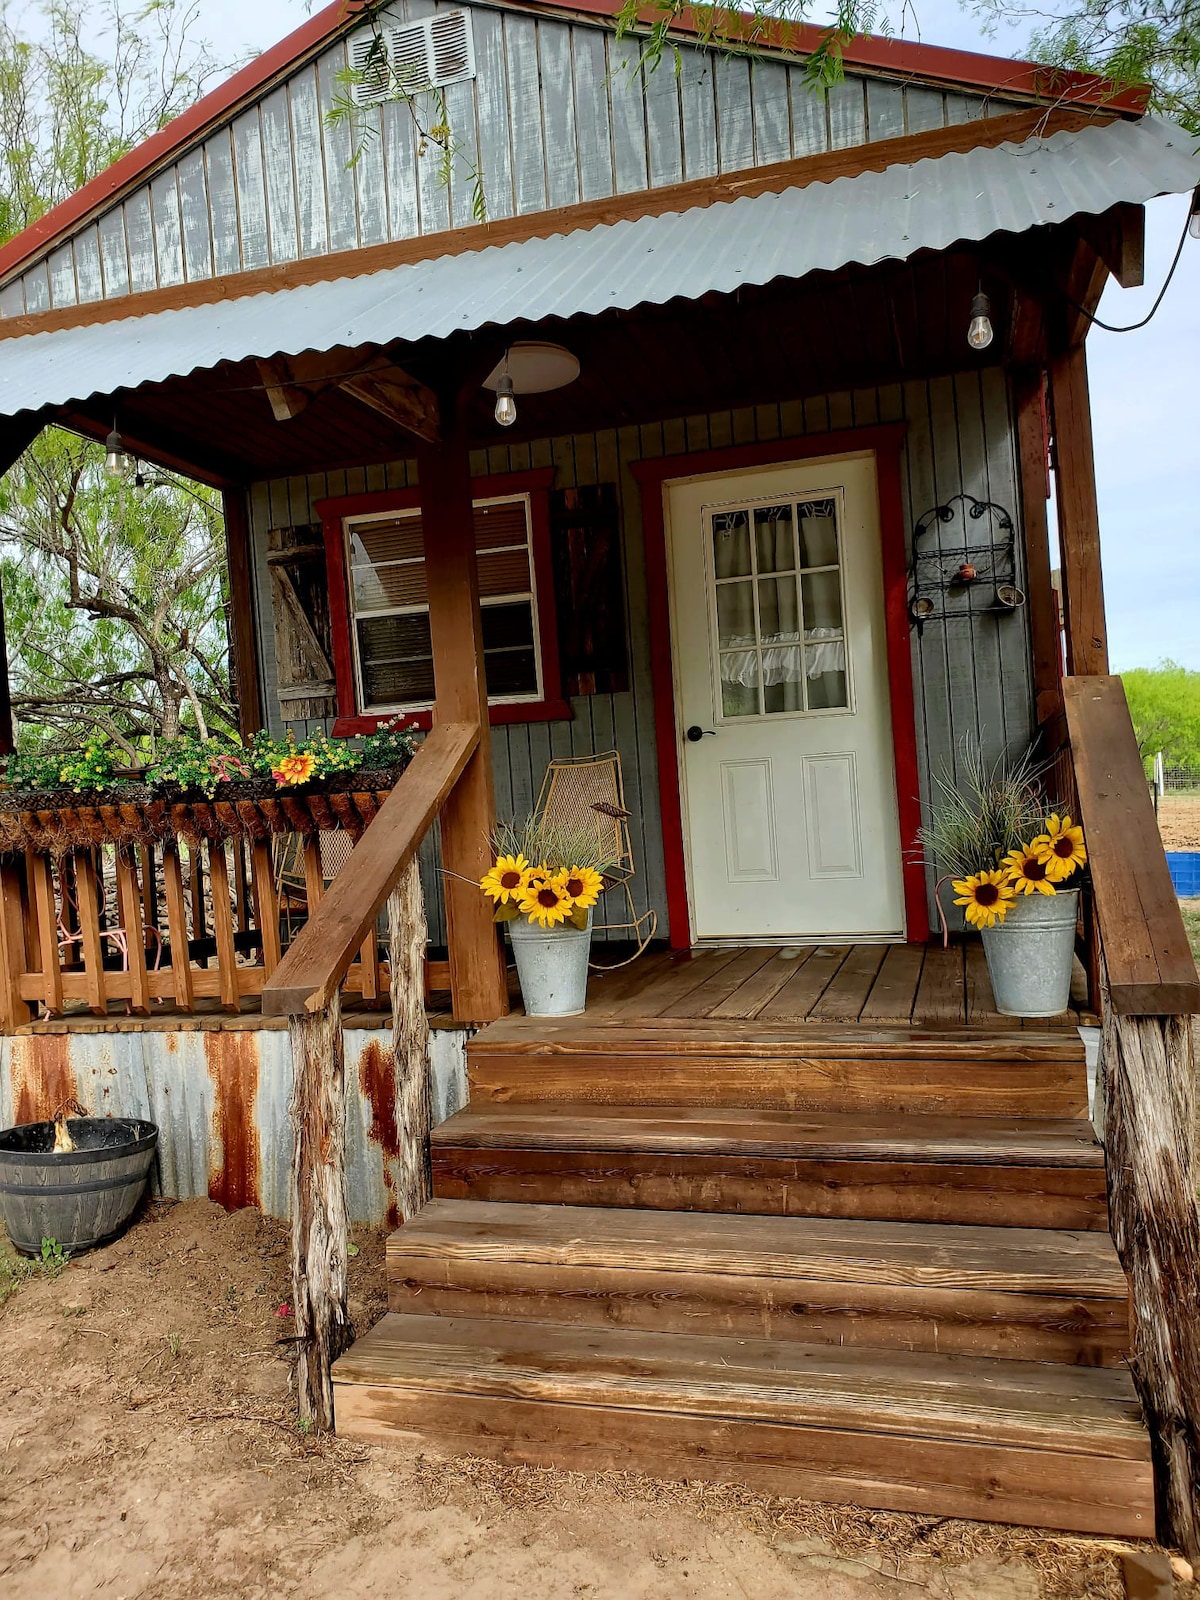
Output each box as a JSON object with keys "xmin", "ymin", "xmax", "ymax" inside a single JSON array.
[
  {"xmin": 952, "ymin": 870, "xmax": 1016, "ymax": 930},
  {"xmin": 1034, "ymin": 814, "xmax": 1087, "ymax": 881},
  {"xmin": 554, "ymin": 865, "xmax": 604, "ymax": 910},
  {"xmin": 519, "ymin": 876, "xmax": 575, "ymax": 927},
  {"xmin": 1001, "ymin": 845, "xmax": 1058, "ymax": 897},
  {"xmin": 480, "ymin": 853, "xmax": 531, "ymax": 904}
]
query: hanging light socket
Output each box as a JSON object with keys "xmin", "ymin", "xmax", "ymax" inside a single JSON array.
[
  {"xmin": 1189, "ymin": 186, "xmax": 1200, "ymax": 241},
  {"xmin": 967, "ymin": 290, "xmax": 994, "ymax": 351},
  {"xmin": 104, "ymin": 425, "xmax": 130, "ymax": 477}
]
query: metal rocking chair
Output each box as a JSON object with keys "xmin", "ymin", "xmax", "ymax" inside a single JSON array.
[{"xmin": 535, "ymin": 749, "xmax": 657, "ymax": 970}]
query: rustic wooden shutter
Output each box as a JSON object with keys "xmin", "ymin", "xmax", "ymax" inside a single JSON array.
[
  {"xmin": 550, "ymin": 485, "xmax": 629, "ymax": 696},
  {"xmin": 267, "ymin": 526, "xmax": 336, "ymax": 721}
]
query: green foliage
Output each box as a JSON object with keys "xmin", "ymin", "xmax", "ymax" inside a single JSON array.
[
  {"xmin": 356, "ymin": 715, "xmax": 419, "ymax": 769},
  {"xmin": 0, "ymin": 1232, "xmax": 65, "ymax": 1307},
  {"xmin": 918, "ymin": 741, "xmax": 1049, "ymax": 879},
  {"xmin": 146, "ymin": 733, "xmax": 252, "ymax": 798},
  {"xmin": 1123, "ymin": 660, "xmax": 1200, "ymax": 766},
  {"xmin": 40, "ymin": 1236, "xmax": 66, "ymax": 1267},
  {"xmin": 969, "ymin": 0, "xmax": 1198, "ymax": 132},
  {"xmin": 3, "ymin": 734, "xmax": 118, "ymax": 791}
]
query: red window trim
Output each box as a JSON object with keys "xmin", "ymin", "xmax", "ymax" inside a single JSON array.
[
  {"xmin": 314, "ymin": 467, "xmax": 567, "ymax": 734},
  {"xmin": 631, "ymin": 425, "xmax": 929, "ymax": 949}
]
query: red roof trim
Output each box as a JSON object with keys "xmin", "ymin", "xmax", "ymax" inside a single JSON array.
[{"xmin": 0, "ymin": 0, "xmax": 1146, "ymax": 289}]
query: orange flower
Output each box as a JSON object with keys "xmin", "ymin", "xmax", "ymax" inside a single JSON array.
[{"xmin": 272, "ymin": 752, "xmax": 316, "ymax": 788}]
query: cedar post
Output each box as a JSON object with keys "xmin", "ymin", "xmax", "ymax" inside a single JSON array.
[
  {"xmin": 288, "ymin": 988, "xmax": 352, "ymax": 1430},
  {"xmin": 388, "ymin": 858, "xmax": 432, "ymax": 1220},
  {"xmin": 1048, "ymin": 344, "xmax": 1108, "ymax": 677},
  {"xmin": 222, "ymin": 488, "xmax": 264, "ymax": 738},
  {"xmin": 1013, "ymin": 370, "xmax": 1062, "ymax": 726},
  {"xmin": 417, "ymin": 429, "xmax": 508, "ymax": 1023}
]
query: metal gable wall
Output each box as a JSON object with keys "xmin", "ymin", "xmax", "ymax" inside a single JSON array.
[{"xmin": 0, "ymin": 0, "xmax": 1026, "ymax": 322}]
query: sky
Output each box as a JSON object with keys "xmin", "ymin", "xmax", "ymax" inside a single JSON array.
[{"xmin": 17, "ymin": 0, "xmax": 1200, "ymax": 670}]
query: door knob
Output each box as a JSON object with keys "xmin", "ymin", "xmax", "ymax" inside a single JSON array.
[{"xmin": 685, "ymin": 725, "xmax": 716, "ymax": 742}]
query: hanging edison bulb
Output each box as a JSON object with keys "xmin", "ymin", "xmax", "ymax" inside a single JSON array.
[
  {"xmin": 967, "ymin": 290, "xmax": 994, "ymax": 352},
  {"xmin": 104, "ymin": 426, "xmax": 131, "ymax": 476},
  {"xmin": 494, "ymin": 372, "xmax": 517, "ymax": 427}
]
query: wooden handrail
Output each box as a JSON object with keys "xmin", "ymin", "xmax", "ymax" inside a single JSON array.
[
  {"xmin": 261, "ymin": 721, "xmax": 478, "ymax": 1017},
  {"xmin": 1063, "ymin": 675, "xmax": 1200, "ymax": 1016}
]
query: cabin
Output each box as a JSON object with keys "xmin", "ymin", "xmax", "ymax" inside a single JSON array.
[{"xmin": 2, "ymin": 0, "xmax": 1200, "ymax": 1550}]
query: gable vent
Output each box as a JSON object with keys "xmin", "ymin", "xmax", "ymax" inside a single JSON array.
[{"xmin": 349, "ymin": 12, "xmax": 476, "ymax": 106}]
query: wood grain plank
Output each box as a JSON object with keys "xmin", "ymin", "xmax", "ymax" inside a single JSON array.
[
  {"xmin": 707, "ymin": 948, "xmax": 816, "ymax": 1018},
  {"xmin": 207, "ymin": 840, "xmax": 241, "ymax": 1012},
  {"xmin": 859, "ymin": 942, "xmax": 924, "ymax": 1023},
  {"xmin": 965, "ymin": 938, "xmax": 1007, "ymax": 1027},
  {"xmin": 250, "ymin": 841, "xmax": 281, "ymax": 977},
  {"xmin": 616, "ymin": 947, "xmax": 744, "ymax": 1018},
  {"xmin": 914, "ymin": 942, "xmax": 966, "ymax": 1026},
  {"xmin": 28, "ymin": 853, "xmax": 63, "ymax": 1015},
  {"xmin": 758, "ymin": 946, "xmax": 851, "ymax": 1020},
  {"xmin": 656, "ymin": 948, "xmax": 775, "ymax": 1018},
  {"xmin": 73, "ymin": 852, "xmax": 108, "ymax": 1015},
  {"xmin": 114, "ymin": 848, "xmax": 151, "ymax": 1016},
  {"xmin": 161, "ymin": 843, "xmax": 195, "ymax": 1012},
  {"xmin": 810, "ymin": 944, "xmax": 887, "ymax": 1022}
]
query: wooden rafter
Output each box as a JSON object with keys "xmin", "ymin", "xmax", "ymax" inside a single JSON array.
[{"xmin": 255, "ymin": 349, "xmax": 441, "ymax": 442}]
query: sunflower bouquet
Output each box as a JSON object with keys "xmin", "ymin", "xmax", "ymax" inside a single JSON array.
[
  {"xmin": 918, "ymin": 744, "xmax": 1087, "ymax": 932},
  {"xmin": 480, "ymin": 819, "xmax": 614, "ymax": 933}
]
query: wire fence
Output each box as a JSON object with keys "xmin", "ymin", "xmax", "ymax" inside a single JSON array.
[{"xmin": 1154, "ymin": 759, "xmax": 1200, "ymax": 854}]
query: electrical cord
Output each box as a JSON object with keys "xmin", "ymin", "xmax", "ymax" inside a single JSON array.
[{"xmin": 1060, "ymin": 203, "xmax": 1194, "ymax": 333}]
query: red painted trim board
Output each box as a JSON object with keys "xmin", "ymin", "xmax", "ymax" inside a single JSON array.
[
  {"xmin": 0, "ymin": 0, "xmax": 1141, "ymax": 291},
  {"xmin": 631, "ymin": 424, "xmax": 929, "ymax": 949}
]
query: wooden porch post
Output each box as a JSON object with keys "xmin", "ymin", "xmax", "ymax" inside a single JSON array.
[
  {"xmin": 1048, "ymin": 344, "xmax": 1109, "ymax": 677},
  {"xmin": 221, "ymin": 488, "xmax": 264, "ymax": 738},
  {"xmin": 418, "ymin": 429, "xmax": 508, "ymax": 1023},
  {"xmin": 1013, "ymin": 371, "xmax": 1062, "ymax": 726}
]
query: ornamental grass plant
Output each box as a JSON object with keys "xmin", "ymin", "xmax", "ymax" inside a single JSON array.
[{"xmin": 480, "ymin": 817, "xmax": 617, "ymax": 931}]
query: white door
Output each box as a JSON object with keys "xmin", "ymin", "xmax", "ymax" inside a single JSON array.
[{"xmin": 666, "ymin": 452, "xmax": 905, "ymax": 942}]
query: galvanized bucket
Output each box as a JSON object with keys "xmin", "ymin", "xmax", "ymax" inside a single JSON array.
[
  {"xmin": 981, "ymin": 888, "xmax": 1080, "ymax": 1018},
  {"xmin": 0, "ymin": 1117, "xmax": 158, "ymax": 1256},
  {"xmin": 508, "ymin": 914, "xmax": 593, "ymax": 1016}
]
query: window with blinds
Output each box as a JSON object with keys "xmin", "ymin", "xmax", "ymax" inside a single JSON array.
[{"xmin": 345, "ymin": 495, "xmax": 542, "ymax": 712}]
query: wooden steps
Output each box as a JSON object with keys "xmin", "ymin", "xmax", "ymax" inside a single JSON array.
[
  {"xmin": 431, "ymin": 1104, "xmax": 1109, "ymax": 1230},
  {"xmin": 466, "ymin": 1020, "xmax": 1090, "ymax": 1119},
  {"xmin": 332, "ymin": 1313, "xmax": 1154, "ymax": 1536},
  {"xmin": 388, "ymin": 1199, "xmax": 1131, "ymax": 1365}
]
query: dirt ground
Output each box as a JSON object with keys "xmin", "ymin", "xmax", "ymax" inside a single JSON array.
[
  {"xmin": 0, "ymin": 1197, "xmax": 1167, "ymax": 1600},
  {"xmin": 1158, "ymin": 795, "xmax": 1200, "ymax": 852}
]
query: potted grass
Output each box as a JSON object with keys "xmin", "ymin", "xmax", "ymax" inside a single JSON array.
[
  {"xmin": 920, "ymin": 745, "xmax": 1088, "ymax": 1018},
  {"xmin": 479, "ymin": 821, "xmax": 613, "ymax": 1017}
]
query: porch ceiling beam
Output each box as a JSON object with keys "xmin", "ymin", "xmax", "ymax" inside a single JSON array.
[
  {"xmin": 254, "ymin": 348, "xmax": 441, "ymax": 442},
  {"xmin": 0, "ymin": 106, "xmax": 1115, "ymax": 346},
  {"xmin": 1078, "ymin": 201, "xmax": 1145, "ymax": 290},
  {"xmin": 58, "ymin": 407, "xmax": 246, "ymax": 487}
]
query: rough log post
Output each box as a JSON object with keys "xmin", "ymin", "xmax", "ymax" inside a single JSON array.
[
  {"xmin": 418, "ymin": 428, "xmax": 508, "ymax": 1023},
  {"xmin": 288, "ymin": 989, "xmax": 352, "ymax": 1430},
  {"xmin": 388, "ymin": 858, "xmax": 432, "ymax": 1219},
  {"xmin": 1100, "ymin": 958, "xmax": 1200, "ymax": 1555},
  {"xmin": 1013, "ymin": 369, "xmax": 1062, "ymax": 726}
]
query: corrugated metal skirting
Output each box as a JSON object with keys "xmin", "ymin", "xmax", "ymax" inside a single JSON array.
[{"xmin": 0, "ymin": 1026, "xmax": 469, "ymax": 1227}]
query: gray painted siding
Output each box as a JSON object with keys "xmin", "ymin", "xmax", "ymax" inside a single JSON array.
[
  {"xmin": 3, "ymin": 0, "xmax": 1028, "ymax": 315},
  {"xmin": 245, "ymin": 371, "xmax": 1034, "ymax": 943}
]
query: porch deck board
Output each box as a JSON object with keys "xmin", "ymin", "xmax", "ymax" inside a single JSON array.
[{"xmin": 572, "ymin": 941, "xmax": 1092, "ymax": 1030}]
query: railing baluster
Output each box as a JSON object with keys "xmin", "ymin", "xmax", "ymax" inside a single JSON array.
[
  {"xmin": 207, "ymin": 840, "xmax": 241, "ymax": 1013},
  {"xmin": 188, "ymin": 841, "xmax": 207, "ymax": 962},
  {"xmin": 74, "ymin": 850, "xmax": 109, "ymax": 1015},
  {"xmin": 0, "ymin": 860, "xmax": 32, "ymax": 1029},
  {"xmin": 28, "ymin": 852, "xmax": 63, "ymax": 1016},
  {"xmin": 161, "ymin": 842, "xmax": 194, "ymax": 1012},
  {"xmin": 115, "ymin": 846, "xmax": 151, "ymax": 1016},
  {"xmin": 250, "ymin": 840, "xmax": 282, "ymax": 976}
]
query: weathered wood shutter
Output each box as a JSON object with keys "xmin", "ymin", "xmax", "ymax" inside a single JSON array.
[
  {"xmin": 550, "ymin": 485, "xmax": 629, "ymax": 696},
  {"xmin": 267, "ymin": 525, "xmax": 336, "ymax": 721}
]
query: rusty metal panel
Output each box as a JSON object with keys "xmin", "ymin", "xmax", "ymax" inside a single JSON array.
[{"xmin": 0, "ymin": 1023, "xmax": 469, "ymax": 1227}]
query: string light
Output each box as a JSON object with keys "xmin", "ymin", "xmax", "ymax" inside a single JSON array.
[
  {"xmin": 104, "ymin": 420, "xmax": 131, "ymax": 476},
  {"xmin": 967, "ymin": 289, "xmax": 994, "ymax": 351},
  {"xmin": 493, "ymin": 355, "xmax": 517, "ymax": 428}
]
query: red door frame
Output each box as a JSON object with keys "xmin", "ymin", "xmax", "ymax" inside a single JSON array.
[{"xmin": 631, "ymin": 424, "xmax": 929, "ymax": 949}]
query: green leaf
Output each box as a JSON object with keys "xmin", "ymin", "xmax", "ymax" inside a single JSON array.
[
  {"xmin": 493, "ymin": 900, "xmax": 521, "ymax": 923},
  {"xmin": 568, "ymin": 904, "xmax": 590, "ymax": 931}
]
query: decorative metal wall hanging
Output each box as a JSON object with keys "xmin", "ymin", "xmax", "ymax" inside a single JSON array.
[{"xmin": 908, "ymin": 493, "xmax": 1024, "ymax": 632}]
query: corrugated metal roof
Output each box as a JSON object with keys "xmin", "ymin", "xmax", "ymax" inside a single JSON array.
[{"xmin": 1, "ymin": 115, "xmax": 1197, "ymax": 419}]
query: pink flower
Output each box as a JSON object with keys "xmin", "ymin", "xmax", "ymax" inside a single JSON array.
[{"xmin": 275, "ymin": 1302, "xmax": 293, "ymax": 1318}]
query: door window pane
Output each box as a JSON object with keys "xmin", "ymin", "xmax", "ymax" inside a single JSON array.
[
  {"xmin": 754, "ymin": 504, "xmax": 794, "ymax": 574},
  {"xmin": 712, "ymin": 510, "xmax": 752, "ymax": 578},
  {"xmin": 706, "ymin": 492, "xmax": 850, "ymax": 717}
]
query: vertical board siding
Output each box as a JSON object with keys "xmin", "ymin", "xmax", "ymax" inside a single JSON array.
[
  {"xmin": 3, "ymin": 0, "xmax": 1027, "ymax": 316},
  {"xmin": 245, "ymin": 372, "xmax": 1033, "ymax": 945}
]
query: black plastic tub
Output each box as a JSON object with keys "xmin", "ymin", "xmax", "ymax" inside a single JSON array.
[{"xmin": 0, "ymin": 1118, "xmax": 158, "ymax": 1255}]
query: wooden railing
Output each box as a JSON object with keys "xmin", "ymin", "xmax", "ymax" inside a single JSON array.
[
  {"xmin": 1062, "ymin": 674, "xmax": 1200, "ymax": 1554},
  {"xmin": 0, "ymin": 802, "xmax": 398, "ymax": 1029}
]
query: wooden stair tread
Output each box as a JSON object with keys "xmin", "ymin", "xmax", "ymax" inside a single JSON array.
[
  {"xmin": 333, "ymin": 1312, "xmax": 1146, "ymax": 1458},
  {"xmin": 471, "ymin": 1017, "xmax": 1085, "ymax": 1059},
  {"xmin": 387, "ymin": 1198, "xmax": 1127, "ymax": 1299},
  {"xmin": 432, "ymin": 1104, "xmax": 1105, "ymax": 1168}
]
